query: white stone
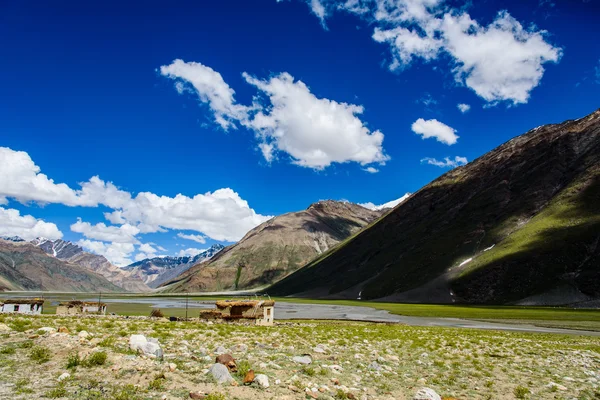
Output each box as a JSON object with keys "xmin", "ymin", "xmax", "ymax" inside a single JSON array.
[
  {"xmin": 78, "ymin": 331, "xmax": 90, "ymax": 338},
  {"xmin": 413, "ymin": 387, "xmax": 441, "ymax": 400},
  {"xmin": 57, "ymin": 373, "xmax": 70, "ymax": 382},
  {"xmin": 293, "ymin": 355, "xmax": 312, "ymax": 365},
  {"xmin": 209, "ymin": 363, "xmax": 233, "ymax": 384},
  {"xmin": 39, "ymin": 327, "xmax": 57, "ymax": 334},
  {"xmin": 255, "ymin": 374, "xmax": 270, "ymax": 388},
  {"xmin": 547, "ymin": 382, "xmax": 567, "ymax": 391}
]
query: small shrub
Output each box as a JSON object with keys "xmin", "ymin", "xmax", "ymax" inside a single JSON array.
[
  {"xmin": 15, "ymin": 378, "xmax": 33, "ymax": 394},
  {"xmin": 0, "ymin": 346, "xmax": 15, "ymax": 355},
  {"xmin": 236, "ymin": 360, "xmax": 252, "ymax": 378},
  {"xmin": 148, "ymin": 373, "xmax": 166, "ymax": 390},
  {"xmin": 98, "ymin": 336, "xmax": 116, "ymax": 348},
  {"xmin": 514, "ymin": 386, "xmax": 530, "ymax": 399},
  {"xmin": 83, "ymin": 351, "xmax": 107, "ymax": 367},
  {"xmin": 206, "ymin": 394, "xmax": 226, "ymax": 400},
  {"xmin": 150, "ymin": 309, "xmax": 164, "ymax": 318},
  {"xmin": 29, "ymin": 346, "xmax": 51, "ymax": 364},
  {"xmin": 335, "ymin": 389, "xmax": 349, "ymax": 399},
  {"xmin": 44, "ymin": 383, "xmax": 67, "ymax": 398},
  {"xmin": 112, "ymin": 384, "xmax": 142, "ymax": 400},
  {"xmin": 302, "ymin": 366, "xmax": 316, "ymax": 376},
  {"xmin": 66, "ymin": 353, "xmax": 81, "ymax": 369},
  {"xmin": 19, "ymin": 340, "xmax": 33, "ymax": 349}
]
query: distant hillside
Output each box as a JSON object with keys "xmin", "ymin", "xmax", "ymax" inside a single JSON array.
[
  {"xmin": 269, "ymin": 109, "xmax": 600, "ymax": 306},
  {"xmin": 31, "ymin": 239, "xmax": 149, "ymax": 292},
  {"xmin": 0, "ymin": 239, "xmax": 121, "ymax": 292},
  {"xmin": 123, "ymin": 244, "xmax": 225, "ymax": 288},
  {"xmin": 160, "ymin": 201, "xmax": 384, "ymax": 292}
]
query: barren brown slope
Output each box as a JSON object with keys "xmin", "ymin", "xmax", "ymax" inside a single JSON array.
[
  {"xmin": 269, "ymin": 109, "xmax": 600, "ymax": 305},
  {"xmin": 160, "ymin": 201, "xmax": 383, "ymax": 292},
  {"xmin": 0, "ymin": 239, "xmax": 121, "ymax": 292}
]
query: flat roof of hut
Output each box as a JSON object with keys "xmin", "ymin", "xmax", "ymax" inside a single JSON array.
[
  {"xmin": 58, "ymin": 301, "xmax": 106, "ymax": 307},
  {"xmin": 0, "ymin": 298, "xmax": 44, "ymax": 306}
]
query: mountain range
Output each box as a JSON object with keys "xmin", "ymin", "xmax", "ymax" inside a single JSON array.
[
  {"xmin": 123, "ymin": 244, "xmax": 225, "ymax": 288},
  {"xmin": 31, "ymin": 238, "xmax": 150, "ymax": 292},
  {"xmin": 269, "ymin": 109, "xmax": 600, "ymax": 306},
  {"xmin": 160, "ymin": 200, "xmax": 384, "ymax": 292},
  {"xmin": 0, "ymin": 238, "xmax": 121, "ymax": 292}
]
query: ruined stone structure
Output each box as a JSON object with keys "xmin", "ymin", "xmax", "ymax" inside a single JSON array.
[
  {"xmin": 200, "ymin": 299, "xmax": 274, "ymax": 326},
  {"xmin": 0, "ymin": 298, "xmax": 44, "ymax": 315},
  {"xmin": 56, "ymin": 301, "xmax": 107, "ymax": 315}
]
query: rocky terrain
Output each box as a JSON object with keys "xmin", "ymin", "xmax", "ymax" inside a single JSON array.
[
  {"xmin": 0, "ymin": 239, "xmax": 121, "ymax": 292},
  {"xmin": 0, "ymin": 313, "xmax": 599, "ymax": 399},
  {"xmin": 124, "ymin": 244, "xmax": 225, "ymax": 288},
  {"xmin": 32, "ymin": 238, "xmax": 150, "ymax": 292},
  {"xmin": 161, "ymin": 201, "xmax": 383, "ymax": 293},
  {"xmin": 270, "ymin": 109, "xmax": 600, "ymax": 305}
]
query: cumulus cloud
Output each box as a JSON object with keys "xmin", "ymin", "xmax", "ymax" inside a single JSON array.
[
  {"xmin": 177, "ymin": 233, "xmax": 207, "ymax": 244},
  {"xmin": 411, "ymin": 118, "xmax": 458, "ymax": 145},
  {"xmin": 159, "ymin": 61, "xmax": 388, "ymax": 170},
  {"xmin": 134, "ymin": 243, "xmax": 160, "ymax": 262},
  {"xmin": 0, "ymin": 147, "xmax": 271, "ymax": 243},
  {"xmin": 291, "ymin": 0, "xmax": 562, "ymax": 105},
  {"xmin": 70, "ymin": 219, "xmax": 141, "ymax": 244},
  {"xmin": 359, "ymin": 193, "xmax": 411, "ymax": 210},
  {"xmin": 420, "ymin": 155, "xmax": 468, "ymax": 167},
  {"xmin": 363, "ymin": 166, "xmax": 379, "ymax": 173},
  {"xmin": 159, "ymin": 59, "xmax": 248, "ymax": 130},
  {"xmin": 78, "ymin": 239, "xmax": 135, "ymax": 267},
  {"xmin": 457, "ymin": 103, "xmax": 470, "ymax": 113},
  {"xmin": 0, "ymin": 207, "xmax": 63, "ymax": 241},
  {"xmin": 243, "ymin": 72, "xmax": 389, "ymax": 169}
]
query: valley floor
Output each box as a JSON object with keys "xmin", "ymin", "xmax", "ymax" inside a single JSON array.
[{"xmin": 1, "ymin": 314, "xmax": 600, "ymax": 400}]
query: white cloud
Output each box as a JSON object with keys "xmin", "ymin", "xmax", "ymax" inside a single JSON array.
[
  {"xmin": 243, "ymin": 72, "xmax": 389, "ymax": 169},
  {"xmin": 70, "ymin": 219, "xmax": 140, "ymax": 244},
  {"xmin": 294, "ymin": 0, "xmax": 562, "ymax": 105},
  {"xmin": 359, "ymin": 193, "xmax": 411, "ymax": 210},
  {"xmin": 159, "ymin": 59, "xmax": 248, "ymax": 130},
  {"xmin": 363, "ymin": 166, "xmax": 379, "ymax": 173},
  {"xmin": 420, "ymin": 155, "xmax": 468, "ymax": 168},
  {"xmin": 0, "ymin": 147, "xmax": 271, "ymax": 243},
  {"xmin": 411, "ymin": 118, "xmax": 458, "ymax": 145},
  {"xmin": 457, "ymin": 103, "xmax": 470, "ymax": 113},
  {"xmin": 177, "ymin": 247, "xmax": 207, "ymax": 257},
  {"xmin": 0, "ymin": 207, "xmax": 63, "ymax": 241},
  {"xmin": 310, "ymin": 0, "xmax": 328, "ymax": 26},
  {"xmin": 134, "ymin": 243, "xmax": 160, "ymax": 262},
  {"xmin": 78, "ymin": 239, "xmax": 135, "ymax": 267},
  {"xmin": 177, "ymin": 233, "xmax": 207, "ymax": 244}
]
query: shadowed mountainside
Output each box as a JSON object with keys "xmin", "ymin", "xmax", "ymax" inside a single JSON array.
[
  {"xmin": 269, "ymin": 109, "xmax": 600, "ymax": 305},
  {"xmin": 160, "ymin": 201, "xmax": 384, "ymax": 292}
]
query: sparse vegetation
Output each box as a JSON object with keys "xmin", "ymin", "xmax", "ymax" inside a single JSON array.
[{"xmin": 29, "ymin": 345, "xmax": 51, "ymax": 363}]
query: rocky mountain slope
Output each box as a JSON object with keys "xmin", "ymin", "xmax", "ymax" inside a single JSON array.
[
  {"xmin": 124, "ymin": 244, "xmax": 225, "ymax": 288},
  {"xmin": 269, "ymin": 109, "xmax": 600, "ymax": 305},
  {"xmin": 0, "ymin": 239, "xmax": 122, "ymax": 292},
  {"xmin": 31, "ymin": 239, "xmax": 150, "ymax": 292},
  {"xmin": 160, "ymin": 201, "xmax": 384, "ymax": 292}
]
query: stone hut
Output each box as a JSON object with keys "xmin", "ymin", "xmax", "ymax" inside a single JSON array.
[
  {"xmin": 56, "ymin": 301, "xmax": 107, "ymax": 315},
  {"xmin": 0, "ymin": 298, "xmax": 44, "ymax": 315},
  {"xmin": 200, "ymin": 299, "xmax": 274, "ymax": 326}
]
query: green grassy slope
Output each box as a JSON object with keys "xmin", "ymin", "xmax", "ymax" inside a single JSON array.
[{"xmin": 269, "ymin": 110, "xmax": 600, "ymax": 304}]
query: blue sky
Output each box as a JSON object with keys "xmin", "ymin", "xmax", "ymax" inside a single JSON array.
[{"xmin": 0, "ymin": 0, "xmax": 598, "ymax": 265}]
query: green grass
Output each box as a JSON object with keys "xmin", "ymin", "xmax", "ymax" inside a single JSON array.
[{"xmin": 29, "ymin": 345, "xmax": 51, "ymax": 364}]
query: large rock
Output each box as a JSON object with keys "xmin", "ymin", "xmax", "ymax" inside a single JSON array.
[
  {"xmin": 413, "ymin": 387, "xmax": 441, "ymax": 400},
  {"xmin": 255, "ymin": 374, "xmax": 270, "ymax": 388},
  {"xmin": 129, "ymin": 334, "xmax": 163, "ymax": 359},
  {"xmin": 292, "ymin": 355, "xmax": 312, "ymax": 365},
  {"xmin": 208, "ymin": 363, "xmax": 233, "ymax": 384}
]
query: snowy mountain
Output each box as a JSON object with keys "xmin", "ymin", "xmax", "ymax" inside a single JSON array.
[
  {"xmin": 31, "ymin": 238, "xmax": 150, "ymax": 292},
  {"xmin": 123, "ymin": 244, "xmax": 225, "ymax": 288}
]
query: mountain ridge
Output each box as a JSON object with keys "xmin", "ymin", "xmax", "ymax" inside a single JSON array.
[{"xmin": 269, "ymin": 109, "xmax": 600, "ymax": 305}]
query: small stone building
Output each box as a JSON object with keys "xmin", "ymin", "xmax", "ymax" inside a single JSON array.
[
  {"xmin": 56, "ymin": 301, "xmax": 107, "ymax": 315},
  {"xmin": 200, "ymin": 299, "xmax": 275, "ymax": 326},
  {"xmin": 0, "ymin": 298, "xmax": 44, "ymax": 315}
]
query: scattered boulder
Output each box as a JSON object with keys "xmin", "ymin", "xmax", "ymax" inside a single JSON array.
[
  {"xmin": 214, "ymin": 345, "xmax": 227, "ymax": 354},
  {"xmin": 38, "ymin": 327, "xmax": 57, "ymax": 334},
  {"xmin": 189, "ymin": 391, "xmax": 207, "ymax": 399},
  {"xmin": 129, "ymin": 334, "xmax": 163, "ymax": 359},
  {"xmin": 208, "ymin": 363, "xmax": 233, "ymax": 384},
  {"xmin": 78, "ymin": 331, "xmax": 90, "ymax": 339},
  {"xmin": 215, "ymin": 353, "xmax": 237, "ymax": 372},
  {"xmin": 255, "ymin": 374, "xmax": 269, "ymax": 388},
  {"xmin": 244, "ymin": 370, "xmax": 255, "ymax": 385},
  {"xmin": 292, "ymin": 355, "xmax": 312, "ymax": 365},
  {"xmin": 57, "ymin": 373, "xmax": 70, "ymax": 382},
  {"xmin": 547, "ymin": 382, "xmax": 567, "ymax": 391},
  {"xmin": 368, "ymin": 361, "xmax": 381, "ymax": 371},
  {"xmin": 413, "ymin": 387, "xmax": 442, "ymax": 400}
]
